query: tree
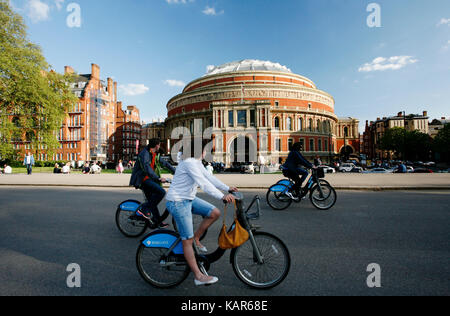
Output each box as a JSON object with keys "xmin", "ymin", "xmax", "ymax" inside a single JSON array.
[
  {"xmin": 433, "ymin": 124, "xmax": 450, "ymax": 163},
  {"xmin": 379, "ymin": 127, "xmax": 432, "ymax": 161},
  {"xmin": 0, "ymin": 0, "xmax": 77, "ymax": 160},
  {"xmin": 379, "ymin": 127, "xmax": 405, "ymax": 159}
]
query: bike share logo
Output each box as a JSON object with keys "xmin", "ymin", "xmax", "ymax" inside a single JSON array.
[{"xmin": 146, "ymin": 240, "xmax": 170, "ymax": 246}]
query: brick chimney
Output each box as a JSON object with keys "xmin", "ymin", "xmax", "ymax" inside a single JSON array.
[
  {"xmin": 91, "ymin": 63, "xmax": 100, "ymax": 79},
  {"xmin": 107, "ymin": 78, "xmax": 113, "ymax": 97},
  {"xmin": 423, "ymin": 111, "xmax": 428, "ymax": 117},
  {"xmin": 114, "ymin": 82, "xmax": 118, "ymax": 102},
  {"xmin": 64, "ymin": 66, "xmax": 74, "ymax": 74}
]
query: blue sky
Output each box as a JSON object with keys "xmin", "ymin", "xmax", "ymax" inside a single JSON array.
[{"xmin": 9, "ymin": 0, "xmax": 450, "ymax": 130}]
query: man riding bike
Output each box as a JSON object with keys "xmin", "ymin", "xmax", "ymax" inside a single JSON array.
[
  {"xmin": 281, "ymin": 142, "xmax": 314, "ymax": 200},
  {"xmin": 129, "ymin": 138, "xmax": 176, "ymax": 228},
  {"xmin": 165, "ymin": 138, "xmax": 238, "ymax": 286}
]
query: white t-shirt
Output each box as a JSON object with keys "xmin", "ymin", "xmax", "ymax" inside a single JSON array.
[
  {"xmin": 62, "ymin": 165, "xmax": 70, "ymax": 174},
  {"xmin": 206, "ymin": 165, "xmax": 214, "ymax": 175},
  {"xmin": 166, "ymin": 158, "xmax": 229, "ymax": 202},
  {"xmin": 91, "ymin": 164, "xmax": 101, "ymax": 172},
  {"xmin": 4, "ymin": 166, "xmax": 12, "ymax": 174}
]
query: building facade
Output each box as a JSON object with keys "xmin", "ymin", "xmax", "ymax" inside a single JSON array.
[
  {"xmin": 56, "ymin": 63, "xmax": 119, "ymax": 163},
  {"xmin": 165, "ymin": 59, "xmax": 348, "ymax": 166},
  {"xmin": 336, "ymin": 117, "xmax": 361, "ymax": 160},
  {"xmin": 9, "ymin": 63, "xmax": 142, "ymax": 165},
  {"xmin": 362, "ymin": 111, "xmax": 429, "ymax": 160},
  {"xmin": 140, "ymin": 120, "xmax": 167, "ymax": 153},
  {"xmin": 113, "ymin": 104, "xmax": 141, "ymax": 163},
  {"xmin": 429, "ymin": 117, "xmax": 450, "ymax": 138}
]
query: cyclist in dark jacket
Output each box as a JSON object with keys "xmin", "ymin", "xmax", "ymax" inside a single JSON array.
[
  {"xmin": 130, "ymin": 138, "xmax": 176, "ymax": 227},
  {"xmin": 282, "ymin": 142, "xmax": 313, "ymax": 198}
]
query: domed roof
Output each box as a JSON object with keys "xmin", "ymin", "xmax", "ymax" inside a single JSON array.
[{"xmin": 205, "ymin": 59, "xmax": 292, "ymax": 76}]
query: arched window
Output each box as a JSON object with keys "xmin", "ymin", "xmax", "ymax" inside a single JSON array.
[
  {"xmin": 274, "ymin": 117, "xmax": 280, "ymax": 130},
  {"xmin": 309, "ymin": 139, "xmax": 314, "ymax": 152},
  {"xmin": 317, "ymin": 120, "xmax": 321, "ymax": 132},
  {"xmin": 309, "ymin": 119, "xmax": 313, "ymax": 131},
  {"xmin": 286, "ymin": 117, "xmax": 292, "ymax": 131},
  {"xmin": 298, "ymin": 118, "xmax": 303, "ymax": 131}
]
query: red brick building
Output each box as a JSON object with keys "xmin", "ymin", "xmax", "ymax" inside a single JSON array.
[{"xmin": 114, "ymin": 104, "xmax": 141, "ymax": 163}]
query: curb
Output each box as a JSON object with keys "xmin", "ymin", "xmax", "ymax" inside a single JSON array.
[{"xmin": 1, "ymin": 183, "xmax": 449, "ymax": 191}]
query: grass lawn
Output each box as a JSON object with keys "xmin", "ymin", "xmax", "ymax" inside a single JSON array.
[{"xmin": 10, "ymin": 167, "xmax": 173, "ymax": 174}]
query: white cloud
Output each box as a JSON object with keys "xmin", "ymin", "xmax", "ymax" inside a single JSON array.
[
  {"xmin": 358, "ymin": 56, "xmax": 418, "ymax": 72},
  {"xmin": 166, "ymin": 0, "xmax": 194, "ymax": 4},
  {"xmin": 442, "ymin": 40, "xmax": 450, "ymax": 52},
  {"xmin": 437, "ymin": 18, "xmax": 450, "ymax": 27},
  {"xmin": 164, "ymin": 79, "xmax": 186, "ymax": 87},
  {"xmin": 202, "ymin": 6, "xmax": 224, "ymax": 16},
  {"xmin": 26, "ymin": 0, "xmax": 50, "ymax": 23},
  {"xmin": 55, "ymin": 0, "xmax": 64, "ymax": 10},
  {"xmin": 118, "ymin": 84, "xmax": 149, "ymax": 96}
]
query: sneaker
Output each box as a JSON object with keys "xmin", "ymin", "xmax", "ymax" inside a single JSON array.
[
  {"xmin": 194, "ymin": 276, "xmax": 219, "ymax": 286},
  {"xmin": 285, "ymin": 192, "xmax": 299, "ymax": 201}
]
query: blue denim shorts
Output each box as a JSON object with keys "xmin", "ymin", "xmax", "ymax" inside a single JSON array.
[{"xmin": 166, "ymin": 198, "xmax": 216, "ymax": 240}]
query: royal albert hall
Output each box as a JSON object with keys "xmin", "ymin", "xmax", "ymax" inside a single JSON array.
[{"xmin": 165, "ymin": 60, "xmax": 340, "ymax": 166}]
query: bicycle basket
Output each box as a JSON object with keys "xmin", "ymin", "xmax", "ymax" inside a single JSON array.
[{"xmin": 317, "ymin": 167, "xmax": 325, "ymax": 178}]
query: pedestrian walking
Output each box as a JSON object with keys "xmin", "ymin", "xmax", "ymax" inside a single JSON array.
[
  {"xmin": 23, "ymin": 152, "xmax": 35, "ymax": 175},
  {"xmin": 116, "ymin": 160, "xmax": 124, "ymax": 174}
]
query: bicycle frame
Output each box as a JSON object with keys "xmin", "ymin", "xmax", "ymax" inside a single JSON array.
[
  {"xmin": 140, "ymin": 194, "xmax": 264, "ymax": 270},
  {"xmin": 274, "ymin": 169, "xmax": 319, "ymax": 195}
]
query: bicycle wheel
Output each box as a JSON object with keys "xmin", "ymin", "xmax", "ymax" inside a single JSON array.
[
  {"xmin": 136, "ymin": 244, "xmax": 190, "ymax": 289},
  {"xmin": 266, "ymin": 184, "xmax": 292, "ymax": 211},
  {"xmin": 115, "ymin": 207, "xmax": 147, "ymax": 238},
  {"xmin": 310, "ymin": 183, "xmax": 337, "ymax": 210},
  {"xmin": 231, "ymin": 232, "xmax": 291, "ymax": 289}
]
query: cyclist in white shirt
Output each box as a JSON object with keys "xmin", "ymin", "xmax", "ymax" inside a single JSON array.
[{"xmin": 166, "ymin": 139, "xmax": 237, "ymax": 286}]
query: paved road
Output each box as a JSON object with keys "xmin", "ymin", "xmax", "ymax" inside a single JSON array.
[{"xmin": 0, "ymin": 187, "xmax": 449, "ymax": 296}]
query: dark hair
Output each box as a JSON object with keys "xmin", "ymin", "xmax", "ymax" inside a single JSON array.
[
  {"xmin": 147, "ymin": 138, "xmax": 161, "ymax": 150},
  {"xmin": 292, "ymin": 142, "xmax": 303, "ymax": 152}
]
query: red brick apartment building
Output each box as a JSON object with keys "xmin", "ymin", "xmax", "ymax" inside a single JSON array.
[{"xmin": 9, "ymin": 63, "xmax": 141, "ymax": 165}]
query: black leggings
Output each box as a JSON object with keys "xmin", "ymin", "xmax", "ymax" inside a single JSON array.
[{"xmin": 284, "ymin": 168, "xmax": 309, "ymax": 194}]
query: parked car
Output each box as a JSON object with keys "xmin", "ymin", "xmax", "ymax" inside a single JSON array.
[
  {"xmin": 369, "ymin": 168, "xmax": 391, "ymax": 173},
  {"xmin": 423, "ymin": 161, "xmax": 435, "ymax": 166},
  {"xmin": 414, "ymin": 168, "xmax": 434, "ymax": 173},
  {"xmin": 319, "ymin": 165, "xmax": 336, "ymax": 174},
  {"xmin": 339, "ymin": 163, "xmax": 363, "ymax": 173}
]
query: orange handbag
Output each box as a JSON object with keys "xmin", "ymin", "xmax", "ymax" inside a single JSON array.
[{"xmin": 218, "ymin": 201, "xmax": 249, "ymax": 250}]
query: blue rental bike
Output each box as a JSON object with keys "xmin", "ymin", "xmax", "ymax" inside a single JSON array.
[
  {"xmin": 136, "ymin": 192, "xmax": 291, "ymax": 289},
  {"xmin": 115, "ymin": 180, "xmax": 173, "ymax": 238},
  {"xmin": 266, "ymin": 167, "xmax": 337, "ymax": 211}
]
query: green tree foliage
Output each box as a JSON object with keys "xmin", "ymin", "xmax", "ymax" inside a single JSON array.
[
  {"xmin": 0, "ymin": 0, "xmax": 77, "ymax": 160},
  {"xmin": 433, "ymin": 124, "xmax": 450, "ymax": 162},
  {"xmin": 379, "ymin": 127, "xmax": 432, "ymax": 161}
]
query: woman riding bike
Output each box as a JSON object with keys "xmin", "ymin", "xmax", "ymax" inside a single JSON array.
[
  {"xmin": 165, "ymin": 138, "xmax": 238, "ymax": 286},
  {"xmin": 282, "ymin": 142, "xmax": 315, "ymax": 200},
  {"xmin": 129, "ymin": 138, "xmax": 176, "ymax": 228}
]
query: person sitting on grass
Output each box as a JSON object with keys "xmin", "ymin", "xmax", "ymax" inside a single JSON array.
[
  {"xmin": 53, "ymin": 163, "xmax": 61, "ymax": 174},
  {"xmin": 3, "ymin": 164, "xmax": 12, "ymax": 174},
  {"xmin": 82, "ymin": 162, "xmax": 91, "ymax": 174},
  {"xmin": 62, "ymin": 163, "xmax": 71, "ymax": 174}
]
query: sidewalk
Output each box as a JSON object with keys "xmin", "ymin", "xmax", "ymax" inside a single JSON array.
[{"xmin": 1, "ymin": 173, "xmax": 450, "ymax": 190}]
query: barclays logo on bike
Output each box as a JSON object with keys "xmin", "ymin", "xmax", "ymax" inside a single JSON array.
[{"xmin": 146, "ymin": 240, "xmax": 169, "ymax": 246}]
